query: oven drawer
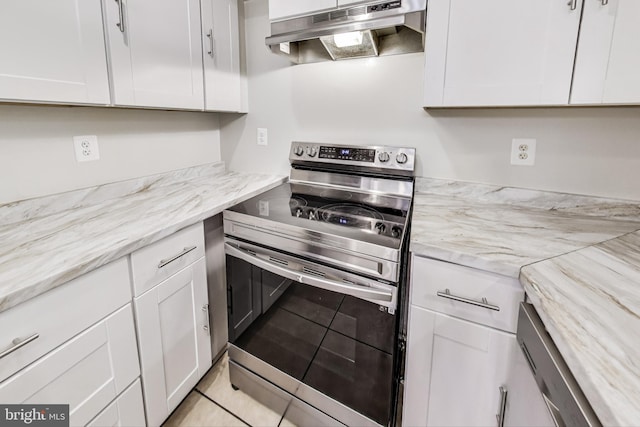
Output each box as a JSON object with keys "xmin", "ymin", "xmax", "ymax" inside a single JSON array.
[
  {"xmin": 130, "ymin": 222, "xmax": 205, "ymax": 297},
  {"xmin": 410, "ymin": 255, "xmax": 523, "ymax": 333}
]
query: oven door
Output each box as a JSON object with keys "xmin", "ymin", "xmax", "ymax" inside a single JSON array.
[{"xmin": 225, "ymin": 237, "xmax": 399, "ymax": 427}]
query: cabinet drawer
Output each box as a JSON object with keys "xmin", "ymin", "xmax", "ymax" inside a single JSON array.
[
  {"xmin": 0, "ymin": 304, "xmax": 140, "ymax": 427},
  {"xmin": 87, "ymin": 379, "xmax": 145, "ymax": 427},
  {"xmin": 410, "ymin": 255, "xmax": 524, "ymax": 333},
  {"xmin": 0, "ymin": 258, "xmax": 131, "ymax": 382},
  {"xmin": 130, "ymin": 222, "xmax": 205, "ymax": 296}
]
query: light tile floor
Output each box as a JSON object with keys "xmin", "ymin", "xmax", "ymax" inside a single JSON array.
[{"xmin": 164, "ymin": 352, "xmax": 287, "ymax": 427}]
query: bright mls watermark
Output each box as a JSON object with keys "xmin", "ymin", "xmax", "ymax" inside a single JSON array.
[{"xmin": 1, "ymin": 405, "xmax": 69, "ymax": 427}]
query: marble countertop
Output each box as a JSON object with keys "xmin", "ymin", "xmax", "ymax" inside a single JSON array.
[
  {"xmin": 410, "ymin": 178, "xmax": 640, "ymax": 277},
  {"xmin": 0, "ymin": 163, "xmax": 286, "ymax": 313},
  {"xmin": 521, "ymin": 233, "xmax": 640, "ymax": 426},
  {"xmin": 411, "ymin": 177, "xmax": 640, "ymax": 426}
]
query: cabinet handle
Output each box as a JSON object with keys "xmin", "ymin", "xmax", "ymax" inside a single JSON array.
[
  {"xmin": 436, "ymin": 289, "xmax": 500, "ymax": 311},
  {"xmin": 496, "ymin": 386, "xmax": 508, "ymax": 427},
  {"xmin": 207, "ymin": 29, "xmax": 215, "ymax": 58},
  {"xmin": 157, "ymin": 246, "xmax": 197, "ymax": 268},
  {"xmin": 202, "ymin": 304, "xmax": 210, "ymax": 336},
  {"xmin": 115, "ymin": 0, "xmax": 125, "ymax": 33},
  {"xmin": 567, "ymin": 0, "xmax": 578, "ymax": 10},
  {"xmin": 0, "ymin": 333, "xmax": 39, "ymax": 359},
  {"xmin": 601, "ymin": 0, "xmax": 609, "ymax": 5}
]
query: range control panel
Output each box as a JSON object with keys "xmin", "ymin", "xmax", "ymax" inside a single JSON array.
[
  {"xmin": 318, "ymin": 146, "xmax": 376, "ymax": 162},
  {"xmin": 290, "ymin": 142, "xmax": 416, "ymax": 174}
]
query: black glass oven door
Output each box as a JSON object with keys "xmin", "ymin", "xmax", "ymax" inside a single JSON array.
[{"xmin": 226, "ymin": 246, "xmax": 398, "ymax": 425}]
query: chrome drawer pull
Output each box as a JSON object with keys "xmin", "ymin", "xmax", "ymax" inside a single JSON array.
[
  {"xmin": 115, "ymin": 0, "xmax": 125, "ymax": 33},
  {"xmin": 496, "ymin": 386, "xmax": 508, "ymax": 427},
  {"xmin": 0, "ymin": 333, "xmax": 40, "ymax": 359},
  {"xmin": 207, "ymin": 29, "xmax": 215, "ymax": 57},
  {"xmin": 436, "ymin": 289, "xmax": 500, "ymax": 311},
  {"xmin": 202, "ymin": 304, "xmax": 210, "ymax": 336},
  {"xmin": 158, "ymin": 246, "xmax": 197, "ymax": 269}
]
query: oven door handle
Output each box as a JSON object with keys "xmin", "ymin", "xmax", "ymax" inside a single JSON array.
[{"xmin": 225, "ymin": 243, "xmax": 393, "ymax": 303}]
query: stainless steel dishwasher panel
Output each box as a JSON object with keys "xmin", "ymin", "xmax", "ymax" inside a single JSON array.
[{"xmin": 516, "ymin": 303, "xmax": 601, "ymax": 427}]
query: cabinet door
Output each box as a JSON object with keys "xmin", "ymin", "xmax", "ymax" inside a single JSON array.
[
  {"xmin": 503, "ymin": 342, "xmax": 555, "ymax": 427},
  {"xmin": 103, "ymin": 0, "xmax": 204, "ymax": 109},
  {"xmin": 201, "ymin": 0, "xmax": 243, "ymax": 112},
  {"xmin": 0, "ymin": 0, "xmax": 109, "ymax": 105},
  {"xmin": 268, "ymin": 0, "xmax": 337, "ymax": 20},
  {"xmin": 571, "ymin": 0, "xmax": 640, "ymax": 104},
  {"xmin": 424, "ymin": 0, "xmax": 582, "ymax": 107},
  {"xmin": 403, "ymin": 306, "xmax": 516, "ymax": 426},
  {"xmin": 134, "ymin": 257, "xmax": 212, "ymax": 427},
  {"xmin": 0, "ymin": 305, "xmax": 140, "ymax": 427}
]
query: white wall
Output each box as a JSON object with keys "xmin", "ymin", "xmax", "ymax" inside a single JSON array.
[
  {"xmin": 0, "ymin": 105, "xmax": 221, "ymax": 205},
  {"xmin": 221, "ymin": 0, "xmax": 640, "ymax": 201}
]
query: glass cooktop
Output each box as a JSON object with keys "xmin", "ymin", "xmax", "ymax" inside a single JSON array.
[{"xmin": 225, "ymin": 182, "xmax": 412, "ymax": 248}]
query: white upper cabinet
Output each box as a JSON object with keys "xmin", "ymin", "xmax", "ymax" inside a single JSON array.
[
  {"xmin": 571, "ymin": 0, "xmax": 640, "ymax": 105},
  {"xmin": 0, "ymin": 0, "xmax": 110, "ymax": 105},
  {"xmin": 103, "ymin": 0, "xmax": 204, "ymax": 110},
  {"xmin": 424, "ymin": 0, "xmax": 582, "ymax": 107},
  {"xmin": 201, "ymin": 0, "xmax": 244, "ymax": 112},
  {"xmin": 268, "ymin": 0, "xmax": 337, "ymax": 20}
]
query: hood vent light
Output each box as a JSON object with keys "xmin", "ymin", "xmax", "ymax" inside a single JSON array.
[{"xmin": 266, "ymin": 0, "xmax": 426, "ymax": 64}]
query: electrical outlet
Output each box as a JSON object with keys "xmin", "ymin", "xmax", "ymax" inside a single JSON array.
[
  {"xmin": 73, "ymin": 135, "xmax": 100, "ymax": 162},
  {"xmin": 257, "ymin": 128, "xmax": 268, "ymax": 146},
  {"xmin": 510, "ymin": 138, "xmax": 536, "ymax": 166}
]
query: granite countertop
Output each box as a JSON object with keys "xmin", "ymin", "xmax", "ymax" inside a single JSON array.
[
  {"xmin": 0, "ymin": 163, "xmax": 286, "ymax": 313},
  {"xmin": 410, "ymin": 177, "xmax": 640, "ymax": 426}
]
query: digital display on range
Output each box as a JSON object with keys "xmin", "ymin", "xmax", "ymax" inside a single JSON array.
[{"xmin": 319, "ymin": 146, "xmax": 375, "ymax": 163}]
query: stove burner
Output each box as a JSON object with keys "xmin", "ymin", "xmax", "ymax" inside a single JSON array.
[
  {"xmin": 289, "ymin": 196, "xmax": 307, "ymax": 209},
  {"xmin": 320, "ymin": 204, "xmax": 384, "ymax": 228}
]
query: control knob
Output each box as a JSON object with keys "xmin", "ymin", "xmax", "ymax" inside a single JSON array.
[
  {"xmin": 307, "ymin": 146, "xmax": 318, "ymax": 157},
  {"xmin": 391, "ymin": 226, "xmax": 402, "ymax": 238},
  {"xmin": 293, "ymin": 145, "xmax": 304, "ymax": 156},
  {"xmin": 295, "ymin": 208, "xmax": 303, "ymax": 218},
  {"xmin": 378, "ymin": 152, "xmax": 390, "ymax": 163},
  {"xmin": 309, "ymin": 210, "xmax": 318, "ymax": 221},
  {"xmin": 375, "ymin": 222, "xmax": 386, "ymax": 234},
  {"xmin": 396, "ymin": 153, "xmax": 408, "ymax": 164}
]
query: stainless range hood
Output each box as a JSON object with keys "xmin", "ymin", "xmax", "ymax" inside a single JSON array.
[{"xmin": 266, "ymin": 0, "xmax": 426, "ymax": 64}]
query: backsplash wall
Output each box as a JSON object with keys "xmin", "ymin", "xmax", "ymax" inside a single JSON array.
[
  {"xmin": 220, "ymin": 0, "xmax": 640, "ymax": 201},
  {"xmin": 0, "ymin": 105, "xmax": 221, "ymax": 205}
]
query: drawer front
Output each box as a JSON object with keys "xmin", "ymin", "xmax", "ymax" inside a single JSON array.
[
  {"xmin": 0, "ymin": 304, "xmax": 140, "ymax": 427},
  {"xmin": 410, "ymin": 255, "xmax": 524, "ymax": 333},
  {"xmin": 130, "ymin": 222, "xmax": 205, "ymax": 296},
  {"xmin": 0, "ymin": 258, "xmax": 131, "ymax": 382},
  {"xmin": 87, "ymin": 379, "xmax": 145, "ymax": 427}
]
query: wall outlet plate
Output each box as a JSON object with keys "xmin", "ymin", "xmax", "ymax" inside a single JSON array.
[
  {"xmin": 257, "ymin": 128, "xmax": 268, "ymax": 146},
  {"xmin": 510, "ymin": 138, "xmax": 536, "ymax": 166},
  {"xmin": 73, "ymin": 135, "xmax": 100, "ymax": 162}
]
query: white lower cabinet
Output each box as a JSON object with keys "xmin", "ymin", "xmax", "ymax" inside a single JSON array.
[
  {"xmin": 404, "ymin": 306, "xmax": 516, "ymax": 426},
  {"xmin": 502, "ymin": 341, "xmax": 555, "ymax": 427},
  {"xmin": 87, "ymin": 379, "xmax": 145, "ymax": 427},
  {"xmin": 0, "ymin": 304, "xmax": 142, "ymax": 427},
  {"xmin": 403, "ymin": 255, "xmax": 553, "ymax": 427},
  {"xmin": 133, "ymin": 231, "xmax": 212, "ymax": 426}
]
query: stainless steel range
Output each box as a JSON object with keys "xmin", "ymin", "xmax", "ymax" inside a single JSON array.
[{"xmin": 223, "ymin": 142, "xmax": 415, "ymax": 427}]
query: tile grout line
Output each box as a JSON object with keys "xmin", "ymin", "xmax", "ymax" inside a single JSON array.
[{"xmin": 194, "ymin": 389, "xmax": 253, "ymax": 427}]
